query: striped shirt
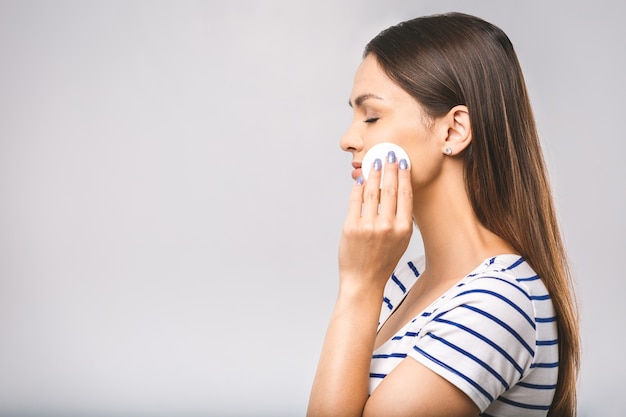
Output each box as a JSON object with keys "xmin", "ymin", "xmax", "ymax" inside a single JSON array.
[{"xmin": 371, "ymin": 254, "xmax": 558, "ymax": 416}]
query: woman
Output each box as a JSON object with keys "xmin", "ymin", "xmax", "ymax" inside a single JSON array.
[{"xmin": 307, "ymin": 12, "xmax": 579, "ymax": 417}]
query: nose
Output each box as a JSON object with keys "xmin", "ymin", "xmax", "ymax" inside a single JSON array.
[{"xmin": 339, "ymin": 123, "xmax": 363, "ymax": 154}]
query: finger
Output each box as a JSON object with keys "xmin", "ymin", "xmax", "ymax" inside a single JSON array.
[
  {"xmin": 396, "ymin": 158, "xmax": 413, "ymax": 222},
  {"xmin": 346, "ymin": 175, "xmax": 365, "ymax": 219},
  {"xmin": 362, "ymin": 158, "xmax": 382, "ymax": 219},
  {"xmin": 379, "ymin": 150, "xmax": 399, "ymax": 219}
]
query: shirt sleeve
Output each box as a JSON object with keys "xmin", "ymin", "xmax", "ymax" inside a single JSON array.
[{"xmin": 407, "ymin": 274, "xmax": 537, "ymax": 412}]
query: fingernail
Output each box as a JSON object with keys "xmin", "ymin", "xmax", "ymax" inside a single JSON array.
[
  {"xmin": 399, "ymin": 159, "xmax": 408, "ymax": 170},
  {"xmin": 387, "ymin": 150, "xmax": 396, "ymax": 163},
  {"xmin": 373, "ymin": 158, "xmax": 382, "ymax": 171},
  {"xmin": 356, "ymin": 176, "xmax": 364, "ymax": 185}
]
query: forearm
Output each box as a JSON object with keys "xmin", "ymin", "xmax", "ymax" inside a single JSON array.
[
  {"xmin": 307, "ymin": 284, "xmax": 382, "ymax": 417},
  {"xmin": 307, "ymin": 153, "xmax": 412, "ymax": 416}
]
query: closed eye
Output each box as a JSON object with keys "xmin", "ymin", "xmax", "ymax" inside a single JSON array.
[{"xmin": 364, "ymin": 117, "xmax": 379, "ymax": 124}]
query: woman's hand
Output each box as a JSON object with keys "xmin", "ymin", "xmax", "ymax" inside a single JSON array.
[
  {"xmin": 338, "ymin": 152, "xmax": 414, "ymax": 294},
  {"xmin": 307, "ymin": 151, "xmax": 413, "ymax": 417}
]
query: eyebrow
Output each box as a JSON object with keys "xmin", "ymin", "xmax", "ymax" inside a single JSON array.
[{"xmin": 349, "ymin": 93, "xmax": 383, "ymax": 108}]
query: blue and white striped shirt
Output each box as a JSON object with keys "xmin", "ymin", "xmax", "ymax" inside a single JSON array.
[{"xmin": 371, "ymin": 254, "xmax": 558, "ymax": 416}]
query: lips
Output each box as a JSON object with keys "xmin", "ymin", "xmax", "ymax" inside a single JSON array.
[{"xmin": 351, "ymin": 162, "xmax": 362, "ymax": 180}]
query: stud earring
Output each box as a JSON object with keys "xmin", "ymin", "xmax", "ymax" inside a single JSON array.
[{"xmin": 444, "ymin": 147, "xmax": 452, "ymax": 155}]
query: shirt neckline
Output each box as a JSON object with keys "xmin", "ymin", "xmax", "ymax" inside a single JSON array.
[{"xmin": 374, "ymin": 253, "xmax": 522, "ymax": 354}]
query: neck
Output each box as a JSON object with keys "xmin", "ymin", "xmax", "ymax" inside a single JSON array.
[{"xmin": 411, "ymin": 168, "xmax": 515, "ymax": 287}]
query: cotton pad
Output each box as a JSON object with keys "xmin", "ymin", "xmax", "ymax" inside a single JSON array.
[{"xmin": 361, "ymin": 142, "xmax": 411, "ymax": 188}]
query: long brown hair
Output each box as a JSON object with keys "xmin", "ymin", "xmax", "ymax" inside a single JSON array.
[{"xmin": 365, "ymin": 12, "xmax": 580, "ymax": 416}]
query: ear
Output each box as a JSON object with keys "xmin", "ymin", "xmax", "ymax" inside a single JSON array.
[{"xmin": 441, "ymin": 105, "xmax": 472, "ymax": 156}]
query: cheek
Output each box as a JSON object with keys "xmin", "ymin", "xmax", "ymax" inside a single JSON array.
[
  {"xmin": 403, "ymin": 136, "xmax": 444, "ymax": 188},
  {"xmin": 409, "ymin": 156, "xmax": 444, "ymax": 191}
]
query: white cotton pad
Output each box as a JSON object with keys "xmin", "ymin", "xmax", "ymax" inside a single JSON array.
[{"xmin": 361, "ymin": 142, "xmax": 411, "ymax": 188}]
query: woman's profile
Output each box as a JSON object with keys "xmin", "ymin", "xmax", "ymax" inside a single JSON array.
[{"xmin": 307, "ymin": 12, "xmax": 579, "ymax": 417}]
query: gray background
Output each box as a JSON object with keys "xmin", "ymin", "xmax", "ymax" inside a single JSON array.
[{"xmin": 0, "ymin": 1, "xmax": 623, "ymax": 416}]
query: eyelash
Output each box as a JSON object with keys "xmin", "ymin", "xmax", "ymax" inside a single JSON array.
[{"xmin": 364, "ymin": 117, "xmax": 379, "ymax": 124}]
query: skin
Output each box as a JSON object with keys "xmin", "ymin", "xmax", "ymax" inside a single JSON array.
[{"xmin": 307, "ymin": 55, "xmax": 517, "ymax": 417}]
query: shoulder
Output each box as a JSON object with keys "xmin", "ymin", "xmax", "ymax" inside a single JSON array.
[
  {"xmin": 455, "ymin": 254, "xmax": 545, "ymax": 306},
  {"xmin": 441, "ymin": 255, "xmax": 542, "ymax": 339},
  {"xmin": 413, "ymin": 255, "xmax": 545, "ymax": 378},
  {"xmin": 455, "ymin": 255, "xmax": 553, "ymax": 326},
  {"xmin": 407, "ymin": 256, "xmax": 547, "ymax": 411}
]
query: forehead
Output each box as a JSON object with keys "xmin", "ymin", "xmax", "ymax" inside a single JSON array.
[{"xmin": 350, "ymin": 54, "xmax": 414, "ymax": 106}]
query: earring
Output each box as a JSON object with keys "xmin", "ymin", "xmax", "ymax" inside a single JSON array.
[{"xmin": 444, "ymin": 147, "xmax": 452, "ymax": 155}]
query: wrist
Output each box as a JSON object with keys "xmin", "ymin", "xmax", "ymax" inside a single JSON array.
[
  {"xmin": 336, "ymin": 279, "xmax": 385, "ymax": 310},
  {"xmin": 338, "ymin": 268, "xmax": 388, "ymax": 295}
]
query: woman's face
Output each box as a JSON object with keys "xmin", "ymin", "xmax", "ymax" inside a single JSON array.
[{"xmin": 341, "ymin": 54, "xmax": 445, "ymax": 189}]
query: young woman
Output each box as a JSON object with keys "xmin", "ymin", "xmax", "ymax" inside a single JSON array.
[{"xmin": 307, "ymin": 13, "xmax": 579, "ymax": 417}]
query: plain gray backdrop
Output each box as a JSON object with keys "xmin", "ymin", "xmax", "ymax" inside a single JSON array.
[{"xmin": 0, "ymin": 1, "xmax": 624, "ymax": 416}]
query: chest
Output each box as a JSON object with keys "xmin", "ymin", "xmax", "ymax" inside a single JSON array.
[{"xmin": 374, "ymin": 282, "xmax": 452, "ymax": 351}]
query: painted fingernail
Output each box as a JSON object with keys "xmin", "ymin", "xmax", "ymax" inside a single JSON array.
[
  {"xmin": 399, "ymin": 159, "xmax": 408, "ymax": 170},
  {"xmin": 373, "ymin": 158, "xmax": 382, "ymax": 171},
  {"xmin": 356, "ymin": 176, "xmax": 364, "ymax": 185},
  {"xmin": 387, "ymin": 150, "xmax": 397, "ymax": 163}
]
